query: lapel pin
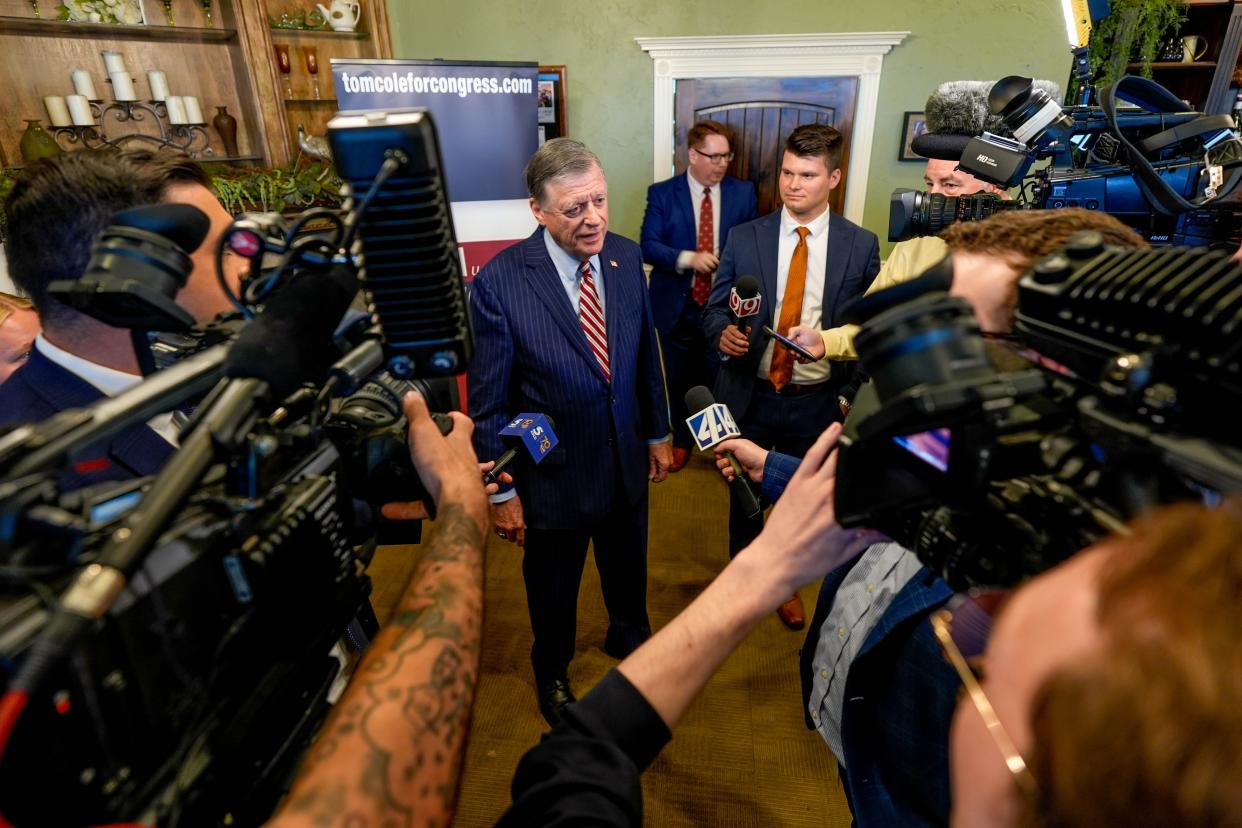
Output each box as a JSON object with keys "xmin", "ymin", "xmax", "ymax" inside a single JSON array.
[{"xmin": 609, "ymin": 259, "xmax": 618, "ymax": 268}]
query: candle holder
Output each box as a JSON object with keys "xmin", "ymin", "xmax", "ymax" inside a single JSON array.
[
  {"xmin": 161, "ymin": 0, "xmax": 174, "ymax": 25},
  {"xmin": 29, "ymin": 0, "xmax": 40, "ymax": 18},
  {"xmin": 274, "ymin": 43, "xmax": 293, "ymax": 99},
  {"xmin": 303, "ymin": 46, "xmax": 320, "ymax": 100},
  {"xmin": 198, "ymin": 0, "xmax": 213, "ymax": 25},
  {"xmin": 52, "ymin": 100, "xmax": 214, "ymax": 157}
]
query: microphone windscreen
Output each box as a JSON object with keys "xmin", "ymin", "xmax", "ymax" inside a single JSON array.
[
  {"xmin": 734, "ymin": 274, "xmax": 760, "ymax": 299},
  {"xmin": 684, "ymin": 385, "xmax": 716, "ymax": 415},
  {"xmin": 844, "ymin": 255, "xmax": 954, "ymax": 325},
  {"xmin": 111, "ymin": 203, "xmax": 211, "ymax": 255},
  {"xmin": 224, "ymin": 264, "xmax": 359, "ymax": 398}
]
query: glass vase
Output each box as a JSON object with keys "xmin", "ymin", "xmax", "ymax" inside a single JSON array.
[{"xmin": 19, "ymin": 120, "xmax": 61, "ymax": 164}]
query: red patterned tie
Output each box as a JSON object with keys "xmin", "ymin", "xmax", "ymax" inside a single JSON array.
[
  {"xmin": 691, "ymin": 187, "xmax": 714, "ymax": 306},
  {"xmin": 578, "ymin": 260, "xmax": 610, "ymax": 381}
]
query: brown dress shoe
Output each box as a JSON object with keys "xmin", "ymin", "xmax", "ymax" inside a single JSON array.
[
  {"xmin": 669, "ymin": 446, "xmax": 690, "ymax": 473},
  {"xmin": 776, "ymin": 594, "xmax": 805, "ymax": 630}
]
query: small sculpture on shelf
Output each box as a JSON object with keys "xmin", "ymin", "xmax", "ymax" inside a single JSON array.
[
  {"xmin": 296, "ymin": 123, "xmax": 333, "ymax": 180},
  {"xmin": 56, "ymin": 0, "xmax": 144, "ymax": 24}
]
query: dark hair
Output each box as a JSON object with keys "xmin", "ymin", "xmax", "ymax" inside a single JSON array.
[
  {"xmin": 688, "ymin": 120, "xmax": 731, "ymax": 150},
  {"xmin": 524, "ymin": 138, "xmax": 601, "ymax": 204},
  {"xmin": 2, "ymin": 149, "xmax": 211, "ymax": 325},
  {"xmin": 784, "ymin": 124, "xmax": 844, "ymax": 173}
]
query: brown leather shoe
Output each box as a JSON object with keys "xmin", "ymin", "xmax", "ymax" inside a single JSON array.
[
  {"xmin": 776, "ymin": 594, "xmax": 805, "ymax": 630},
  {"xmin": 669, "ymin": 446, "xmax": 690, "ymax": 473}
]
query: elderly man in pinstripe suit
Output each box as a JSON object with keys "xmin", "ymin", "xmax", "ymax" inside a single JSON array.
[{"xmin": 468, "ymin": 138, "xmax": 673, "ymax": 725}]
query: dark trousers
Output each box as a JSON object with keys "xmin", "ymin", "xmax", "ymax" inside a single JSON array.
[
  {"xmin": 661, "ymin": 300, "xmax": 718, "ymax": 449},
  {"xmin": 728, "ymin": 383, "xmax": 842, "ymax": 557},
  {"xmin": 522, "ymin": 491, "xmax": 650, "ymax": 685}
]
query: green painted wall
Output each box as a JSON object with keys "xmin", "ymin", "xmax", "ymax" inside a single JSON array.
[{"xmin": 386, "ymin": 1, "xmax": 1069, "ymax": 255}]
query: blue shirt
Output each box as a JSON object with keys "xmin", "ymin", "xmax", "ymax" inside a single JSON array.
[{"xmin": 543, "ymin": 227, "xmax": 605, "ymax": 316}]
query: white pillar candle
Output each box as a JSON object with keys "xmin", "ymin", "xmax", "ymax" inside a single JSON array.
[
  {"xmin": 147, "ymin": 70, "xmax": 169, "ymax": 101},
  {"xmin": 102, "ymin": 50, "xmax": 127, "ymax": 75},
  {"xmin": 165, "ymin": 95, "xmax": 187, "ymax": 124},
  {"xmin": 66, "ymin": 95, "xmax": 95, "ymax": 126},
  {"xmin": 43, "ymin": 96, "xmax": 73, "ymax": 127},
  {"xmin": 110, "ymin": 71, "xmax": 137, "ymax": 101},
  {"xmin": 71, "ymin": 69, "xmax": 98, "ymax": 100},
  {"xmin": 182, "ymin": 96, "xmax": 203, "ymax": 124}
]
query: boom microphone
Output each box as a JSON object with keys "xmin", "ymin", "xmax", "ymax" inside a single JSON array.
[
  {"xmin": 729, "ymin": 274, "xmax": 762, "ymax": 329},
  {"xmin": 684, "ymin": 386, "xmax": 761, "ymax": 519},
  {"xmin": 224, "ymin": 263, "xmax": 360, "ymax": 399}
]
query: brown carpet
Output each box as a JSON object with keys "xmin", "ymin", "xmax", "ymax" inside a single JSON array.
[{"xmin": 369, "ymin": 451, "xmax": 853, "ymax": 827}]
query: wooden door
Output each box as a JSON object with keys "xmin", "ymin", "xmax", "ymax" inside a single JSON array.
[{"xmin": 674, "ymin": 77, "xmax": 859, "ymax": 217}]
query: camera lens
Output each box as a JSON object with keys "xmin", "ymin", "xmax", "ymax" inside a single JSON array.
[
  {"xmin": 853, "ymin": 293, "xmax": 994, "ymax": 404},
  {"xmin": 889, "ymin": 189, "xmax": 1020, "ymax": 242}
]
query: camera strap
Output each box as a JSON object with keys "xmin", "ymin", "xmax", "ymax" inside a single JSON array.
[{"xmin": 1100, "ymin": 76, "xmax": 1242, "ymax": 214}]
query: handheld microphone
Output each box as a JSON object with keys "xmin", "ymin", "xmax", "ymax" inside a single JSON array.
[
  {"xmin": 728, "ymin": 274, "xmax": 762, "ymax": 329},
  {"xmin": 483, "ymin": 413, "xmax": 559, "ymax": 485},
  {"xmin": 683, "ymin": 386, "xmax": 761, "ymax": 518}
]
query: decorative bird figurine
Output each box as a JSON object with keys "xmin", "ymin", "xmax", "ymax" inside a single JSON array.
[{"xmin": 296, "ymin": 123, "xmax": 334, "ymax": 179}]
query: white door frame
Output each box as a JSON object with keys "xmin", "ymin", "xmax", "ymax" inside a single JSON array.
[{"xmin": 635, "ymin": 32, "xmax": 909, "ymax": 226}]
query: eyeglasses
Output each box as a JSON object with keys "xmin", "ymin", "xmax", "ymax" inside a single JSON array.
[
  {"xmin": 692, "ymin": 148, "xmax": 734, "ymax": 164},
  {"xmin": 930, "ymin": 608, "xmax": 1037, "ymax": 797}
]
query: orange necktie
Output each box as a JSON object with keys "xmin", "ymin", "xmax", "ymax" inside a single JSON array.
[{"xmin": 768, "ymin": 226, "xmax": 810, "ymax": 390}]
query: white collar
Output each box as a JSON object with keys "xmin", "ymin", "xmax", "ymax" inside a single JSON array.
[
  {"xmin": 34, "ymin": 333, "xmax": 142, "ymax": 397},
  {"xmin": 780, "ymin": 205, "xmax": 832, "ymax": 239}
]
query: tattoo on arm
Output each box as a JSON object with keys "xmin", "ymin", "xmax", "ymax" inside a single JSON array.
[{"xmin": 272, "ymin": 502, "xmax": 485, "ymax": 828}]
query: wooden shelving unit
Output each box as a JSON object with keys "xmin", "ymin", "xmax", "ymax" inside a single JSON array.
[
  {"xmin": 1134, "ymin": 0, "xmax": 1242, "ymax": 114},
  {"xmin": 0, "ymin": 0, "xmax": 391, "ymax": 169}
]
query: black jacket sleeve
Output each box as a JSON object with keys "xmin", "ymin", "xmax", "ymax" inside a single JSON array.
[{"xmin": 496, "ymin": 670, "xmax": 672, "ymax": 827}]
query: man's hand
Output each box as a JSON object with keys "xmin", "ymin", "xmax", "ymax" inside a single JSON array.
[
  {"xmin": 742, "ymin": 423, "xmax": 856, "ymax": 598},
  {"xmin": 491, "ymin": 496, "xmax": 526, "ymax": 547},
  {"xmin": 688, "ymin": 250, "xmax": 719, "ymax": 274},
  {"xmin": 388, "ymin": 392, "xmax": 488, "ymax": 528},
  {"xmin": 381, "ymin": 460, "xmax": 511, "ymax": 522},
  {"xmin": 787, "ymin": 325, "xmax": 826, "ymax": 363},
  {"xmin": 713, "ymin": 437, "xmax": 767, "ymax": 484},
  {"xmin": 719, "ymin": 324, "xmax": 750, "ymax": 357},
  {"xmin": 649, "ymin": 441, "xmax": 672, "ymax": 483}
]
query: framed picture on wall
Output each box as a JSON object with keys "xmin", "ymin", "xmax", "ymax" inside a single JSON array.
[
  {"xmin": 899, "ymin": 111, "xmax": 928, "ymax": 162},
  {"xmin": 538, "ymin": 65, "xmax": 568, "ymax": 142}
]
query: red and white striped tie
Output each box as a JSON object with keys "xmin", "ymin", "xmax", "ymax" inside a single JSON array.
[{"xmin": 578, "ymin": 259, "xmax": 610, "ymax": 381}]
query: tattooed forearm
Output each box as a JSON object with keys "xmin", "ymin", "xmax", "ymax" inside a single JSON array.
[{"xmin": 270, "ymin": 500, "xmax": 486, "ymax": 828}]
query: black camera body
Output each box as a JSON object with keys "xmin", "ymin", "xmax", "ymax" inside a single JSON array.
[
  {"xmin": 836, "ymin": 232, "xmax": 1242, "ymax": 590},
  {"xmin": 0, "ymin": 109, "xmax": 470, "ymax": 825}
]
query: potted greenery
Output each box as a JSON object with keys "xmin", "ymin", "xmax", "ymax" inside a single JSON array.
[
  {"xmin": 206, "ymin": 160, "xmax": 343, "ymax": 215},
  {"xmin": 1088, "ymin": 0, "xmax": 1188, "ymax": 89}
]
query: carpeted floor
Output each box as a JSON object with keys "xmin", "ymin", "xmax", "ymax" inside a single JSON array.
[{"xmin": 369, "ymin": 450, "xmax": 853, "ymax": 827}]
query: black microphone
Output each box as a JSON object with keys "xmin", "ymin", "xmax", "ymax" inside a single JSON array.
[
  {"xmin": 844, "ymin": 254, "xmax": 954, "ymax": 325},
  {"xmin": 729, "ymin": 274, "xmax": 762, "ymax": 329},
  {"xmin": 684, "ymin": 386, "xmax": 761, "ymax": 519},
  {"xmin": 224, "ymin": 263, "xmax": 359, "ymax": 399}
]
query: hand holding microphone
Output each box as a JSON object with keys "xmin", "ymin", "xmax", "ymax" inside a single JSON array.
[
  {"xmin": 482, "ymin": 413, "xmax": 559, "ymax": 547},
  {"xmin": 719, "ymin": 274, "xmax": 762, "ymax": 358},
  {"xmin": 684, "ymin": 386, "xmax": 762, "ymax": 519},
  {"xmin": 713, "ymin": 438, "xmax": 768, "ymax": 484}
]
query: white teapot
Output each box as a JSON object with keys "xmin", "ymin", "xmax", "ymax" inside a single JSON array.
[{"xmin": 316, "ymin": 0, "xmax": 360, "ymax": 31}]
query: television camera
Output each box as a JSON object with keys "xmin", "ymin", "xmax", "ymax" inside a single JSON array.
[
  {"xmin": 891, "ymin": 74, "xmax": 1242, "ymax": 247},
  {"xmin": 835, "ymin": 231, "xmax": 1242, "ymax": 590},
  {"xmin": 0, "ymin": 109, "xmax": 470, "ymax": 826}
]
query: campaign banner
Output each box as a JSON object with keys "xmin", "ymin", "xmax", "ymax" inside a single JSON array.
[{"xmin": 331, "ymin": 58, "xmax": 539, "ymax": 280}]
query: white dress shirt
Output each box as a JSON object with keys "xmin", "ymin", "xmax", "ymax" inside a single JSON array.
[
  {"xmin": 34, "ymin": 334, "xmax": 179, "ymax": 446},
  {"xmin": 757, "ymin": 206, "xmax": 832, "ymax": 384},
  {"xmin": 675, "ymin": 171, "xmax": 722, "ymax": 273}
]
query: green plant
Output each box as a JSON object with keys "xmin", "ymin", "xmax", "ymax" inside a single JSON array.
[
  {"xmin": 1088, "ymin": 0, "xmax": 1187, "ymax": 89},
  {"xmin": 207, "ymin": 160, "xmax": 343, "ymax": 215},
  {"xmin": 0, "ymin": 168, "xmax": 20, "ymax": 243}
]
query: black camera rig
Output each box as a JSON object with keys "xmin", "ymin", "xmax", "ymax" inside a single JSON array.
[
  {"xmin": 0, "ymin": 109, "xmax": 470, "ymax": 826},
  {"xmin": 835, "ymin": 232, "xmax": 1242, "ymax": 590}
]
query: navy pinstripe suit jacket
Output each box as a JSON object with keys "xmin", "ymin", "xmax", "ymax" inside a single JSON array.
[{"xmin": 467, "ymin": 228, "xmax": 671, "ymax": 530}]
